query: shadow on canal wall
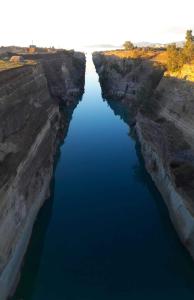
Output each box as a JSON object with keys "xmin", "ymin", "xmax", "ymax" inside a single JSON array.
[
  {"xmin": 105, "ymin": 97, "xmax": 194, "ymax": 281},
  {"xmin": 11, "ymin": 98, "xmax": 84, "ymax": 300}
]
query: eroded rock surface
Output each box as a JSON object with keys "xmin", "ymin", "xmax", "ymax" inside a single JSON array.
[
  {"xmin": 0, "ymin": 51, "xmax": 85, "ymax": 299},
  {"xmin": 93, "ymin": 50, "xmax": 194, "ymax": 259}
]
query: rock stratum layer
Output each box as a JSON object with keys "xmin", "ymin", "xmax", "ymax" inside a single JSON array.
[
  {"xmin": 0, "ymin": 51, "xmax": 85, "ymax": 300},
  {"xmin": 93, "ymin": 50, "xmax": 194, "ymax": 259}
]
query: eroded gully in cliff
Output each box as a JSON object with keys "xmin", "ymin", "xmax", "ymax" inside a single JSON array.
[{"xmin": 13, "ymin": 54, "xmax": 194, "ymax": 300}]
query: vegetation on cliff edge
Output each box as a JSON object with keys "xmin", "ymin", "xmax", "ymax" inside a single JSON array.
[{"xmin": 166, "ymin": 30, "xmax": 194, "ymax": 72}]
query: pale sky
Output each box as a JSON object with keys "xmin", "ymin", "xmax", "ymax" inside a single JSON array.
[{"xmin": 0, "ymin": 0, "xmax": 194, "ymax": 49}]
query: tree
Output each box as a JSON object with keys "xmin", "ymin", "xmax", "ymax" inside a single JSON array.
[
  {"xmin": 183, "ymin": 30, "xmax": 194, "ymax": 62},
  {"xmin": 166, "ymin": 30, "xmax": 194, "ymax": 72},
  {"xmin": 166, "ymin": 44, "xmax": 180, "ymax": 71},
  {"xmin": 123, "ymin": 41, "xmax": 134, "ymax": 50},
  {"xmin": 185, "ymin": 30, "xmax": 194, "ymax": 44}
]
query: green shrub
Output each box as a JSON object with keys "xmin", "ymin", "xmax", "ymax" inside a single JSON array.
[{"xmin": 166, "ymin": 30, "xmax": 194, "ymax": 72}]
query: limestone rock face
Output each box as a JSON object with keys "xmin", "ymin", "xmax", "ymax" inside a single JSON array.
[
  {"xmin": 23, "ymin": 51, "xmax": 85, "ymax": 104},
  {"xmin": 0, "ymin": 51, "xmax": 85, "ymax": 300},
  {"xmin": 93, "ymin": 50, "xmax": 194, "ymax": 260},
  {"xmin": 136, "ymin": 113, "xmax": 194, "ymax": 259},
  {"xmin": 93, "ymin": 51, "xmax": 164, "ymax": 102}
]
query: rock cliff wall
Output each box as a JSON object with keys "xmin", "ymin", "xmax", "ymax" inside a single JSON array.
[
  {"xmin": 93, "ymin": 51, "xmax": 194, "ymax": 259},
  {"xmin": 93, "ymin": 51, "xmax": 164, "ymax": 118},
  {"xmin": 0, "ymin": 51, "xmax": 85, "ymax": 299}
]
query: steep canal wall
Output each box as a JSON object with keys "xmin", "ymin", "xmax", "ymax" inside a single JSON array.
[
  {"xmin": 93, "ymin": 50, "xmax": 194, "ymax": 259},
  {"xmin": 0, "ymin": 51, "xmax": 85, "ymax": 299}
]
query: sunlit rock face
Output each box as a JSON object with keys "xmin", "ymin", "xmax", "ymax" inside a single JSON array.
[
  {"xmin": 93, "ymin": 50, "xmax": 194, "ymax": 260},
  {"xmin": 0, "ymin": 51, "xmax": 85, "ymax": 300}
]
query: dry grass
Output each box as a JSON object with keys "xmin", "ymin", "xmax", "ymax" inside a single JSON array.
[
  {"xmin": 153, "ymin": 51, "xmax": 168, "ymax": 65},
  {"xmin": 103, "ymin": 49, "xmax": 194, "ymax": 80},
  {"xmin": 0, "ymin": 59, "xmax": 37, "ymax": 71},
  {"xmin": 104, "ymin": 49, "xmax": 166, "ymax": 61},
  {"xmin": 164, "ymin": 62, "xmax": 194, "ymax": 82}
]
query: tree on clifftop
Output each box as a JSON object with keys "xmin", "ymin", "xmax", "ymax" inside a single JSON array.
[
  {"xmin": 183, "ymin": 30, "xmax": 194, "ymax": 62},
  {"xmin": 166, "ymin": 43, "xmax": 182, "ymax": 71},
  {"xmin": 123, "ymin": 41, "xmax": 134, "ymax": 50},
  {"xmin": 166, "ymin": 30, "xmax": 194, "ymax": 72},
  {"xmin": 185, "ymin": 30, "xmax": 194, "ymax": 44}
]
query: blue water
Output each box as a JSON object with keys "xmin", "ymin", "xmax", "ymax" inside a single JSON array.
[{"xmin": 13, "ymin": 55, "xmax": 194, "ymax": 300}]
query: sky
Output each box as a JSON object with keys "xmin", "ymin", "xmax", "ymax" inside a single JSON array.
[{"xmin": 0, "ymin": 0, "xmax": 194, "ymax": 49}]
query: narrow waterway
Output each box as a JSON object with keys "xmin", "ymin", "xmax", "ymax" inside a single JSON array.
[{"xmin": 13, "ymin": 54, "xmax": 194, "ymax": 300}]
